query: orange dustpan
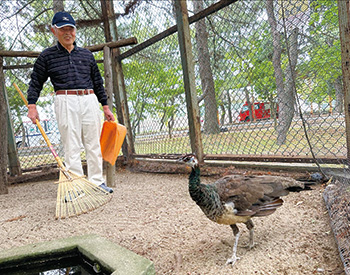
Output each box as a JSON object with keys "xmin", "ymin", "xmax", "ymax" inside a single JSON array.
[{"xmin": 100, "ymin": 121, "xmax": 127, "ymax": 165}]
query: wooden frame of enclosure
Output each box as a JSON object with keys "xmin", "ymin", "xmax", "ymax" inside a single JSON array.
[
  {"xmin": 1, "ymin": 0, "xmax": 237, "ymax": 180},
  {"xmin": 1, "ymin": 0, "xmax": 350, "ymax": 187}
]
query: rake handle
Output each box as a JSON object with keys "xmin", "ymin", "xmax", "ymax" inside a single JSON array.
[{"xmin": 13, "ymin": 83, "xmax": 66, "ymax": 171}]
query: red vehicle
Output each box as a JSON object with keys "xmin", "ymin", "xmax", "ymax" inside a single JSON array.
[{"xmin": 238, "ymin": 102, "xmax": 278, "ymax": 122}]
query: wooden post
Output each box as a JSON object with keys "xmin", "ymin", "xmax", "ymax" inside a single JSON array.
[
  {"xmin": 0, "ymin": 57, "xmax": 9, "ymax": 194},
  {"xmin": 106, "ymin": 1, "xmax": 135, "ymax": 159},
  {"xmin": 114, "ymin": 59, "xmax": 135, "ymax": 158},
  {"xmin": 53, "ymin": 0, "xmax": 64, "ymax": 13},
  {"xmin": 103, "ymin": 46, "xmax": 116, "ymax": 187},
  {"xmin": 101, "ymin": 1, "xmax": 116, "ymax": 187},
  {"xmin": 100, "ymin": 0, "xmax": 112, "ymax": 42},
  {"xmin": 338, "ymin": 0, "xmax": 350, "ymax": 161},
  {"xmin": 1, "ymin": 58, "xmax": 21, "ymax": 176},
  {"xmin": 106, "ymin": 3, "xmax": 129, "ymax": 158},
  {"xmin": 175, "ymin": 0, "xmax": 204, "ymax": 162},
  {"xmin": 5, "ymin": 94, "xmax": 22, "ymax": 177}
]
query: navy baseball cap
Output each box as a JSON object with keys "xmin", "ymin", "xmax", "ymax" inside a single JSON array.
[{"xmin": 52, "ymin": 11, "xmax": 76, "ymax": 28}]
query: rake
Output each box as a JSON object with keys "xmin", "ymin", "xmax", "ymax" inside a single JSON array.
[{"xmin": 14, "ymin": 83, "xmax": 112, "ymax": 219}]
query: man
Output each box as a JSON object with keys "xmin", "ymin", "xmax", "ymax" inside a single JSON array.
[{"xmin": 27, "ymin": 11, "xmax": 114, "ymax": 193}]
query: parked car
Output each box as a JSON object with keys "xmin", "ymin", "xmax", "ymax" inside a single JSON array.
[{"xmin": 238, "ymin": 102, "xmax": 278, "ymax": 122}]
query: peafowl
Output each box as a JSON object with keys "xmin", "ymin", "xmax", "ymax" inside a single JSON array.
[{"xmin": 177, "ymin": 153, "xmax": 311, "ymax": 266}]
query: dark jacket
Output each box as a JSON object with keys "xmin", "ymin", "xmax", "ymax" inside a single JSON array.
[{"xmin": 27, "ymin": 41, "xmax": 108, "ymax": 106}]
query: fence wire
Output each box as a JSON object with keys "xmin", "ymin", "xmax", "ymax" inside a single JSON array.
[
  {"xmin": 2, "ymin": 0, "xmax": 121, "ymax": 169},
  {"xmin": 2, "ymin": 0, "xmax": 350, "ymax": 272},
  {"xmin": 324, "ymin": 177, "xmax": 350, "ymax": 275},
  {"xmin": 121, "ymin": 0, "xmax": 346, "ymax": 163},
  {"xmin": 2, "ymin": 0, "xmax": 345, "ymax": 169}
]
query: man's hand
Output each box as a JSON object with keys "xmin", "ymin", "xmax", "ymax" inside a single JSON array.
[
  {"xmin": 27, "ymin": 104, "xmax": 39, "ymax": 124},
  {"xmin": 103, "ymin": 105, "xmax": 115, "ymax": 122}
]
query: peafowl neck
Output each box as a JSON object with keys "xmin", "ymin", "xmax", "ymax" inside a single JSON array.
[
  {"xmin": 188, "ymin": 166, "xmax": 210, "ymax": 203},
  {"xmin": 189, "ymin": 166, "xmax": 201, "ymax": 194},
  {"xmin": 189, "ymin": 166, "xmax": 224, "ymax": 221}
]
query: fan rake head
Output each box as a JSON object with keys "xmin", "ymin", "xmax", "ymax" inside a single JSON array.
[{"xmin": 55, "ymin": 170, "xmax": 112, "ymax": 219}]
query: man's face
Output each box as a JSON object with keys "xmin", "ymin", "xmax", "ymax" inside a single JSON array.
[{"xmin": 52, "ymin": 26, "xmax": 76, "ymax": 49}]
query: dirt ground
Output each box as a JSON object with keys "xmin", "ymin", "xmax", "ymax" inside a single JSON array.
[{"xmin": 0, "ymin": 166, "xmax": 345, "ymax": 275}]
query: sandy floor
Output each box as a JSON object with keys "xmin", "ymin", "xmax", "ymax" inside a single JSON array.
[{"xmin": 0, "ymin": 168, "xmax": 345, "ymax": 274}]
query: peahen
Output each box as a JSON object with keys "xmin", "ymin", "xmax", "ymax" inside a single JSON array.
[{"xmin": 178, "ymin": 153, "xmax": 311, "ymax": 266}]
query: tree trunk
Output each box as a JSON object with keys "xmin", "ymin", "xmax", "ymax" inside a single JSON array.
[
  {"xmin": 244, "ymin": 87, "xmax": 253, "ymax": 122},
  {"xmin": 334, "ymin": 76, "xmax": 343, "ymax": 114},
  {"xmin": 219, "ymin": 103, "xmax": 225, "ymax": 125},
  {"xmin": 168, "ymin": 97, "xmax": 175, "ymax": 138},
  {"xmin": 279, "ymin": 27, "xmax": 298, "ymax": 142},
  {"xmin": 51, "ymin": 0, "xmax": 64, "ymax": 45},
  {"xmin": 53, "ymin": 0, "xmax": 64, "ymax": 12},
  {"xmin": 193, "ymin": 0, "xmax": 220, "ymax": 134},
  {"xmin": 0, "ymin": 57, "xmax": 9, "ymax": 194},
  {"xmin": 226, "ymin": 90, "xmax": 233, "ymax": 124},
  {"xmin": 266, "ymin": 0, "xmax": 297, "ymax": 145}
]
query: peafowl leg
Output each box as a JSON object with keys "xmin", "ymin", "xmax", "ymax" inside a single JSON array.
[
  {"xmin": 226, "ymin": 224, "xmax": 240, "ymax": 266},
  {"xmin": 245, "ymin": 219, "xmax": 255, "ymax": 249}
]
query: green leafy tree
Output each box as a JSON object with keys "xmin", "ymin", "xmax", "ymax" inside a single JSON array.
[{"xmin": 303, "ymin": 0, "xmax": 342, "ymax": 113}]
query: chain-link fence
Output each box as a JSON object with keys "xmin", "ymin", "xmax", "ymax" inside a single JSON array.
[
  {"xmin": 120, "ymin": 0, "xmax": 346, "ymax": 166},
  {"xmin": 2, "ymin": 0, "xmax": 350, "ymax": 272},
  {"xmin": 1, "ymin": 0, "xmax": 134, "ymax": 169},
  {"xmin": 2, "ymin": 0, "xmax": 345, "ymax": 170},
  {"xmin": 0, "ymin": 0, "xmax": 346, "ymax": 167}
]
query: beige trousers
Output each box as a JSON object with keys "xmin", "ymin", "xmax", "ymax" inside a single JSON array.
[{"xmin": 54, "ymin": 93, "xmax": 104, "ymax": 186}]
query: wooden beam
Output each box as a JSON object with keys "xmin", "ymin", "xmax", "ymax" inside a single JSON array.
[
  {"xmin": 103, "ymin": 45, "xmax": 116, "ymax": 187},
  {"xmin": 175, "ymin": 0, "xmax": 204, "ymax": 162},
  {"xmin": 3, "ymin": 64, "xmax": 34, "ymax": 70},
  {"xmin": 86, "ymin": 37, "xmax": 137, "ymax": 52},
  {"xmin": 4, "ymin": 60, "xmax": 104, "ymax": 70},
  {"xmin": 118, "ymin": 0, "xmax": 237, "ymax": 61},
  {"xmin": 0, "ymin": 58, "xmax": 9, "ymax": 194},
  {"xmin": 100, "ymin": 0, "xmax": 113, "ymax": 42},
  {"xmin": 0, "ymin": 51, "xmax": 41, "ymax": 58},
  {"xmin": 0, "ymin": 37, "xmax": 138, "ymax": 58},
  {"xmin": 338, "ymin": 0, "xmax": 350, "ymax": 161}
]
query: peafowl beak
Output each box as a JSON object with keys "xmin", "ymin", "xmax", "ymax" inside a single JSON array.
[
  {"xmin": 177, "ymin": 154, "xmax": 198, "ymax": 168},
  {"xmin": 177, "ymin": 155, "xmax": 188, "ymax": 163}
]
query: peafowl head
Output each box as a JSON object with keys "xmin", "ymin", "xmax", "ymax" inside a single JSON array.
[{"xmin": 177, "ymin": 154, "xmax": 199, "ymax": 169}]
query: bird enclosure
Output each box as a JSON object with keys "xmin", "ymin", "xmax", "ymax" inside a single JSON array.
[
  {"xmin": 1, "ymin": 0, "xmax": 348, "ymax": 169},
  {"xmin": 1, "ymin": 0, "xmax": 350, "ymax": 273}
]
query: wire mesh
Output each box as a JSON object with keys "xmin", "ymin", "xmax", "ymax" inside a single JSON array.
[
  {"xmin": 2, "ymin": 0, "xmax": 345, "ymax": 167},
  {"xmin": 120, "ymin": 0, "xmax": 346, "ymax": 162},
  {"xmin": 2, "ymin": 0, "xmax": 118, "ymax": 169},
  {"xmin": 324, "ymin": 177, "xmax": 350, "ymax": 275},
  {"xmin": 1, "ymin": 0, "xmax": 350, "ymax": 272}
]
